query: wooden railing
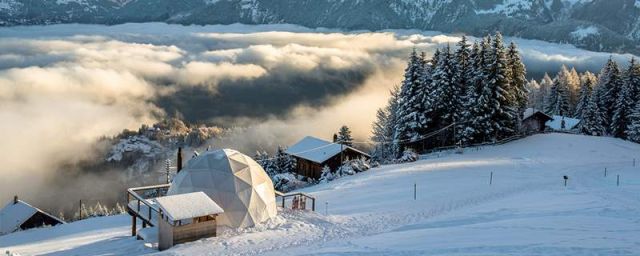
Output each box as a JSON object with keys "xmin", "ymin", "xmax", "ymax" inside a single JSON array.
[
  {"xmin": 126, "ymin": 184, "xmax": 170, "ymax": 236},
  {"xmin": 276, "ymin": 192, "xmax": 316, "ymax": 211}
]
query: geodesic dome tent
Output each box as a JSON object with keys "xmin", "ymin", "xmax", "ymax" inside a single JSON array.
[{"xmin": 167, "ymin": 149, "xmax": 277, "ymax": 229}]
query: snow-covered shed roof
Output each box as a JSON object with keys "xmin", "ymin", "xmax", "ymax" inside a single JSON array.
[
  {"xmin": 523, "ymin": 108, "xmax": 552, "ymax": 121},
  {"xmin": 0, "ymin": 199, "xmax": 64, "ymax": 235},
  {"xmin": 547, "ymin": 115, "xmax": 581, "ymax": 130},
  {"xmin": 286, "ymin": 136, "xmax": 369, "ymax": 164},
  {"xmin": 156, "ymin": 192, "xmax": 224, "ymax": 222}
]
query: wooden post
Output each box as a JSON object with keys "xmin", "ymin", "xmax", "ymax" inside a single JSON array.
[
  {"xmin": 132, "ymin": 215, "xmax": 137, "ymax": 236},
  {"xmin": 177, "ymin": 147, "xmax": 183, "ymax": 173},
  {"xmin": 605, "ymin": 168, "xmax": 607, "ymax": 177},
  {"xmin": 413, "ymin": 182, "xmax": 417, "ymax": 200},
  {"xmin": 617, "ymin": 175, "xmax": 620, "ymax": 186},
  {"xmin": 634, "ymin": 158, "xmax": 636, "ymax": 167},
  {"xmin": 79, "ymin": 200, "xmax": 82, "ymax": 220},
  {"xmin": 311, "ymin": 197, "xmax": 315, "ymax": 211},
  {"xmin": 490, "ymin": 172, "xmax": 493, "ymax": 185}
]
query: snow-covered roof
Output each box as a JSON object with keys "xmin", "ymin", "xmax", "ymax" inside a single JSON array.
[
  {"xmin": 547, "ymin": 115, "xmax": 581, "ymax": 130},
  {"xmin": 156, "ymin": 192, "xmax": 223, "ymax": 222},
  {"xmin": 0, "ymin": 199, "xmax": 64, "ymax": 235},
  {"xmin": 286, "ymin": 136, "xmax": 369, "ymax": 164},
  {"xmin": 523, "ymin": 108, "xmax": 552, "ymax": 121}
]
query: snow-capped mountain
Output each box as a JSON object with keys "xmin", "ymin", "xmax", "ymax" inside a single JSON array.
[{"xmin": 1, "ymin": 0, "xmax": 639, "ymax": 54}]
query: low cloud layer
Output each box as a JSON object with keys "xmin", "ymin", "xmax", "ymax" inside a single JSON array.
[{"xmin": 0, "ymin": 23, "xmax": 637, "ymax": 207}]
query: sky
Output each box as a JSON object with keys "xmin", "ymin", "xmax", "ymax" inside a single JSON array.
[{"xmin": 0, "ymin": 22, "xmax": 637, "ymax": 210}]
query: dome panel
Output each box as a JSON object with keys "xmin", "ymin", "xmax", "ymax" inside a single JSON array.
[{"xmin": 167, "ymin": 149, "xmax": 277, "ymax": 228}]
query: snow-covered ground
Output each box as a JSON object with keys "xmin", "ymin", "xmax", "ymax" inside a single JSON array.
[{"xmin": 2, "ymin": 133, "xmax": 640, "ymax": 255}]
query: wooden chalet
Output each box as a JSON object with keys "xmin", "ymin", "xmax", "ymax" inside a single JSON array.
[
  {"xmin": 522, "ymin": 109, "xmax": 553, "ymax": 134},
  {"xmin": 286, "ymin": 136, "xmax": 370, "ymax": 179},
  {"xmin": 0, "ymin": 196, "xmax": 65, "ymax": 235}
]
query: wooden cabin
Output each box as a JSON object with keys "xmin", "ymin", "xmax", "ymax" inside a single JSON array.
[
  {"xmin": 286, "ymin": 136, "xmax": 370, "ymax": 179},
  {"xmin": 0, "ymin": 196, "xmax": 65, "ymax": 235},
  {"xmin": 155, "ymin": 192, "xmax": 224, "ymax": 251},
  {"xmin": 522, "ymin": 109, "xmax": 553, "ymax": 134}
]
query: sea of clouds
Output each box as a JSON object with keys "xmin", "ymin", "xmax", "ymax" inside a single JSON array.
[{"xmin": 0, "ymin": 22, "xmax": 637, "ymax": 208}]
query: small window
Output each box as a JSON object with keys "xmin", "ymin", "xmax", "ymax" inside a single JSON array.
[{"xmin": 194, "ymin": 215, "xmax": 215, "ymax": 223}]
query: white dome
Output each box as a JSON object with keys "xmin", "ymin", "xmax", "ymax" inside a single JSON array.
[{"xmin": 167, "ymin": 149, "xmax": 277, "ymax": 228}]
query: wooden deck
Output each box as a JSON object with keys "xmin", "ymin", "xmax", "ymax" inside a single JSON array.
[{"xmin": 126, "ymin": 184, "xmax": 170, "ymax": 236}]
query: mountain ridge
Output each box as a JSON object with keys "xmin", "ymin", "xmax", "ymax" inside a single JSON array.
[{"xmin": 1, "ymin": 0, "xmax": 639, "ymax": 54}]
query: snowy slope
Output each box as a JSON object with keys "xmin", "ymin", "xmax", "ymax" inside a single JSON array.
[{"xmin": 1, "ymin": 133, "xmax": 640, "ymax": 255}]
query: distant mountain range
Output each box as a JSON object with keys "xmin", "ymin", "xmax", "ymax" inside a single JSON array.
[{"xmin": 1, "ymin": 0, "xmax": 640, "ymax": 54}]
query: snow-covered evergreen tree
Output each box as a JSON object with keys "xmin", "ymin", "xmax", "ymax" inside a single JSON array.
[
  {"xmin": 567, "ymin": 67, "xmax": 581, "ymax": 112},
  {"xmin": 337, "ymin": 125, "xmax": 354, "ymax": 146},
  {"xmin": 612, "ymin": 58, "xmax": 640, "ymax": 138},
  {"xmin": 596, "ymin": 58, "xmax": 624, "ymax": 131},
  {"xmin": 484, "ymin": 33, "xmax": 516, "ymax": 140},
  {"xmin": 624, "ymin": 58, "xmax": 640, "ymax": 113},
  {"xmin": 393, "ymin": 49, "xmax": 429, "ymax": 153},
  {"xmin": 537, "ymin": 73, "xmax": 553, "ymax": 111},
  {"xmin": 453, "ymin": 36, "xmax": 473, "ymax": 143},
  {"xmin": 371, "ymin": 85, "xmax": 400, "ymax": 162},
  {"xmin": 273, "ymin": 146, "xmax": 296, "ymax": 174},
  {"xmin": 626, "ymin": 102, "xmax": 640, "ymax": 142},
  {"xmin": 507, "ymin": 41, "xmax": 528, "ymax": 116},
  {"xmin": 580, "ymin": 87, "xmax": 606, "ymax": 136},
  {"xmin": 459, "ymin": 42, "xmax": 483, "ymax": 145},
  {"xmin": 526, "ymin": 79, "xmax": 540, "ymax": 109},
  {"xmin": 546, "ymin": 69, "xmax": 571, "ymax": 116},
  {"xmin": 574, "ymin": 72, "xmax": 596, "ymax": 119},
  {"xmin": 430, "ymin": 44, "xmax": 459, "ymax": 144}
]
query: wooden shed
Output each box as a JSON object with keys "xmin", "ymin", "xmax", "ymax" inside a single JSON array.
[
  {"xmin": 155, "ymin": 192, "xmax": 224, "ymax": 251},
  {"xmin": 522, "ymin": 109, "xmax": 553, "ymax": 134},
  {"xmin": 0, "ymin": 196, "xmax": 65, "ymax": 235},
  {"xmin": 286, "ymin": 136, "xmax": 370, "ymax": 179}
]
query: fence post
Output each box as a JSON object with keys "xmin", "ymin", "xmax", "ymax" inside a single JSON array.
[
  {"xmin": 617, "ymin": 175, "xmax": 620, "ymax": 187},
  {"xmin": 490, "ymin": 172, "xmax": 493, "ymax": 185},
  {"xmin": 604, "ymin": 168, "xmax": 607, "ymax": 177},
  {"xmin": 634, "ymin": 158, "xmax": 636, "ymax": 167},
  {"xmin": 325, "ymin": 202, "xmax": 328, "ymax": 215},
  {"xmin": 414, "ymin": 183, "xmax": 417, "ymax": 200}
]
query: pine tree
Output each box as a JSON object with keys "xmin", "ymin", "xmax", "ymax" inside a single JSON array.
[
  {"xmin": 612, "ymin": 58, "xmax": 640, "ymax": 138},
  {"xmin": 611, "ymin": 79, "xmax": 634, "ymax": 138},
  {"xmin": 580, "ymin": 87, "xmax": 606, "ymax": 136},
  {"xmin": 459, "ymin": 42, "xmax": 483, "ymax": 145},
  {"xmin": 507, "ymin": 41, "xmax": 528, "ymax": 116},
  {"xmin": 526, "ymin": 79, "xmax": 540, "ymax": 109},
  {"xmin": 274, "ymin": 146, "xmax": 295, "ymax": 174},
  {"xmin": 546, "ymin": 76, "xmax": 571, "ymax": 116},
  {"xmin": 337, "ymin": 125, "xmax": 354, "ymax": 146},
  {"xmin": 371, "ymin": 85, "xmax": 400, "ymax": 161},
  {"xmin": 467, "ymin": 36, "xmax": 494, "ymax": 142},
  {"xmin": 393, "ymin": 49, "xmax": 429, "ymax": 152},
  {"xmin": 485, "ymin": 32, "xmax": 516, "ymax": 140},
  {"xmin": 625, "ymin": 58, "xmax": 640, "ymax": 112},
  {"xmin": 574, "ymin": 72, "xmax": 596, "ymax": 119},
  {"xmin": 626, "ymin": 102, "xmax": 640, "ymax": 142},
  {"xmin": 537, "ymin": 73, "xmax": 553, "ymax": 111},
  {"xmin": 430, "ymin": 44, "xmax": 458, "ymax": 144},
  {"xmin": 597, "ymin": 58, "xmax": 624, "ymax": 131},
  {"xmin": 453, "ymin": 36, "xmax": 472, "ymax": 143},
  {"xmin": 567, "ymin": 67, "xmax": 581, "ymax": 113}
]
